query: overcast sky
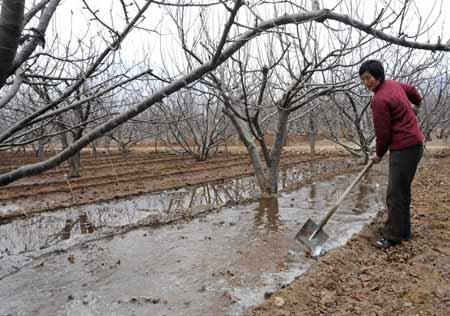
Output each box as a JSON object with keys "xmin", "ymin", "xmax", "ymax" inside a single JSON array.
[{"xmin": 41, "ymin": 0, "xmax": 449, "ymax": 77}]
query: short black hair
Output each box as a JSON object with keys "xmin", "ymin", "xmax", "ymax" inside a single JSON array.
[{"xmin": 359, "ymin": 60, "xmax": 385, "ymax": 82}]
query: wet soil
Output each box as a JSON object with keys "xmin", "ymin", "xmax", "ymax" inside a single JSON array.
[
  {"xmin": 0, "ymin": 151, "xmax": 345, "ymax": 221},
  {"xmin": 0, "ymin": 160, "xmax": 388, "ymax": 316},
  {"xmin": 246, "ymin": 154, "xmax": 450, "ymax": 316},
  {"xmin": 1, "ymin": 150, "xmax": 448, "ymax": 316},
  {"xmin": 0, "ymin": 158, "xmax": 357, "ymax": 257}
]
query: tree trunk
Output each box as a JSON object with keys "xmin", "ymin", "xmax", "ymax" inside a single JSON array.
[
  {"xmin": 267, "ymin": 109, "xmax": 290, "ymax": 194},
  {"xmin": 59, "ymin": 130, "xmax": 68, "ymax": 150},
  {"xmin": 446, "ymin": 129, "xmax": 449, "ymax": 145},
  {"xmin": 68, "ymin": 151, "xmax": 81, "ymax": 178},
  {"xmin": 15, "ymin": 145, "xmax": 26, "ymax": 153},
  {"xmin": 91, "ymin": 140, "xmax": 97, "ymax": 159},
  {"xmin": 355, "ymin": 120, "xmax": 369, "ymax": 163},
  {"xmin": 120, "ymin": 143, "xmax": 129, "ymax": 157},
  {"xmin": 247, "ymin": 143, "xmax": 273, "ymax": 195},
  {"xmin": 104, "ymin": 137, "xmax": 111, "ymax": 153},
  {"xmin": 0, "ymin": 0, "xmax": 25, "ymax": 87},
  {"xmin": 223, "ymin": 107, "xmax": 290, "ymax": 197},
  {"xmin": 224, "ymin": 108, "xmax": 273, "ymax": 196},
  {"xmin": 197, "ymin": 144, "xmax": 209, "ymax": 161},
  {"xmin": 307, "ymin": 114, "xmax": 316, "ymax": 155},
  {"xmin": 36, "ymin": 140, "xmax": 45, "ymax": 161},
  {"xmin": 58, "ymin": 128, "xmax": 79, "ymax": 177}
]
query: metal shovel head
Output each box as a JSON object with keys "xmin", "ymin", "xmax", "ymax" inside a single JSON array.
[{"xmin": 295, "ymin": 218, "xmax": 329, "ymax": 256}]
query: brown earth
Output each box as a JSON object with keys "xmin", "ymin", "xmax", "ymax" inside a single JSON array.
[
  {"xmin": 246, "ymin": 154, "xmax": 450, "ymax": 316},
  {"xmin": 0, "ymin": 150, "xmax": 345, "ymax": 221},
  {"xmin": 1, "ymin": 148, "xmax": 449, "ymax": 316}
]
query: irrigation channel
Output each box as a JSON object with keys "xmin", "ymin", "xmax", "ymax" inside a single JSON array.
[{"xmin": 0, "ymin": 160, "xmax": 387, "ymax": 316}]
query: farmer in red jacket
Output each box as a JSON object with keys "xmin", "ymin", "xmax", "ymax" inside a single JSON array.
[{"xmin": 359, "ymin": 60, "xmax": 424, "ymax": 249}]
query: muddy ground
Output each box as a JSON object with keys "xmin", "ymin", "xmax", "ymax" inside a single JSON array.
[
  {"xmin": 1, "ymin": 148, "xmax": 449, "ymax": 316},
  {"xmin": 246, "ymin": 154, "xmax": 450, "ymax": 316},
  {"xmin": 0, "ymin": 150, "xmax": 345, "ymax": 221}
]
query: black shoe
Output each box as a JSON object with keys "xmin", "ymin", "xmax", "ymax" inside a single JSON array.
[{"xmin": 374, "ymin": 238, "xmax": 395, "ymax": 249}]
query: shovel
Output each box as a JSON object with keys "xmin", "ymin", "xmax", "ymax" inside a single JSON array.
[{"xmin": 295, "ymin": 160, "xmax": 375, "ymax": 256}]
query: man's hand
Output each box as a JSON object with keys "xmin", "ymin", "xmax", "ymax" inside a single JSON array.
[{"xmin": 370, "ymin": 154, "xmax": 381, "ymax": 163}]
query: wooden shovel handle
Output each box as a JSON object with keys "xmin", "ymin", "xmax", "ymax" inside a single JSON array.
[{"xmin": 313, "ymin": 160, "xmax": 375, "ymax": 236}]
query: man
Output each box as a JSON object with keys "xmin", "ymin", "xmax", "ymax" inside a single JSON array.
[{"xmin": 359, "ymin": 60, "xmax": 424, "ymax": 249}]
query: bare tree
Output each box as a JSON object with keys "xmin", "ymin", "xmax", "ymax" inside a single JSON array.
[
  {"xmin": 0, "ymin": 0, "xmax": 449, "ymax": 187},
  {"xmin": 417, "ymin": 64, "xmax": 450, "ymax": 142},
  {"xmin": 0, "ymin": 0, "xmax": 25, "ymax": 87},
  {"xmin": 0, "ymin": 0, "xmax": 154, "ymax": 177},
  {"xmin": 106, "ymin": 122, "xmax": 146, "ymax": 157},
  {"xmin": 318, "ymin": 44, "xmax": 447, "ymax": 162},
  {"xmin": 154, "ymin": 88, "xmax": 234, "ymax": 161},
  {"xmin": 179, "ymin": 4, "xmax": 387, "ymax": 195}
]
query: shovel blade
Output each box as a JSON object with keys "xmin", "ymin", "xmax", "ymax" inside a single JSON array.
[{"xmin": 295, "ymin": 218, "xmax": 329, "ymax": 256}]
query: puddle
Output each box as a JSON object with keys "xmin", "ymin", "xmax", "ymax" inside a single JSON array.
[
  {"xmin": 0, "ymin": 159, "xmax": 353, "ymax": 255},
  {"xmin": 0, "ymin": 162, "xmax": 387, "ymax": 316}
]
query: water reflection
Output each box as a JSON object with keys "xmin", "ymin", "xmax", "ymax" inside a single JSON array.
[
  {"xmin": 254, "ymin": 197, "xmax": 280, "ymax": 232},
  {"xmin": 308, "ymin": 183, "xmax": 318, "ymax": 209},
  {"xmin": 353, "ymin": 178, "xmax": 370, "ymax": 214},
  {"xmin": 80, "ymin": 213, "xmax": 95, "ymax": 234},
  {"xmin": 0, "ymin": 163, "xmax": 388, "ymax": 316},
  {"xmin": 0, "ymin": 159, "xmax": 355, "ymax": 256},
  {"xmin": 61, "ymin": 213, "xmax": 95, "ymax": 240},
  {"xmin": 61, "ymin": 219, "xmax": 73, "ymax": 240}
]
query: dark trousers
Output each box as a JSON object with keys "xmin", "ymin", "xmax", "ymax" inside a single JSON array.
[{"xmin": 384, "ymin": 144, "xmax": 423, "ymax": 243}]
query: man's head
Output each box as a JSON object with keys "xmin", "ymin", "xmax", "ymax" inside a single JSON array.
[{"xmin": 359, "ymin": 60, "xmax": 385, "ymax": 91}]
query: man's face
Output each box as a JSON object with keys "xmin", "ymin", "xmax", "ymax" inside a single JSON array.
[{"xmin": 360, "ymin": 71, "xmax": 381, "ymax": 92}]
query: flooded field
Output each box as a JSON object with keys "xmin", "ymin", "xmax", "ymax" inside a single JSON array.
[
  {"xmin": 0, "ymin": 162, "xmax": 387, "ymax": 316},
  {"xmin": 0, "ymin": 152, "xmax": 333, "ymax": 219},
  {"xmin": 0, "ymin": 159, "xmax": 354, "ymax": 255}
]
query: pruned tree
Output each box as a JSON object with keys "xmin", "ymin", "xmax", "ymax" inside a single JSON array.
[
  {"xmin": 0, "ymin": 0, "xmax": 155, "ymax": 177},
  {"xmin": 0, "ymin": 0, "xmax": 449, "ymax": 188},
  {"xmin": 154, "ymin": 88, "xmax": 234, "ymax": 161},
  {"xmin": 176, "ymin": 1, "xmax": 396, "ymax": 195},
  {"xmin": 106, "ymin": 121, "xmax": 146, "ymax": 157},
  {"xmin": 318, "ymin": 43, "xmax": 447, "ymax": 163},
  {"xmin": 417, "ymin": 64, "xmax": 450, "ymax": 142}
]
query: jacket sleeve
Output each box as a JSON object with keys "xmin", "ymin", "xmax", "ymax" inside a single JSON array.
[
  {"xmin": 371, "ymin": 97, "xmax": 391, "ymax": 158},
  {"xmin": 400, "ymin": 83, "xmax": 422, "ymax": 106}
]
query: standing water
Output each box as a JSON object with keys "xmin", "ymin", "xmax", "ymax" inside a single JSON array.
[{"xmin": 0, "ymin": 162, "xmax": 387, "ymax": 316}]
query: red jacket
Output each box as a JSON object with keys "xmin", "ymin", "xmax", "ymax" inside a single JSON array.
[{"xmin": 371, "ymin": 80, "xmax": 423, "ymax": 157}]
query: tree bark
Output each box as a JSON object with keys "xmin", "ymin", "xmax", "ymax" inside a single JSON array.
[
  {"xmin": 57, "ymin": 122, "xmax": 80, "ymax": 177},
  {"xmin": 11, "ymin": 0, "xmax": 60, "ymax": 75},
  {"xmin": 36, "ymin": 139, "xmax": 45, "ymax": 161},
  {"xmin": 120, "ymin": 143, "xmax": 129, "ymax": 157},
  {"xmin": 267, "ymin": 109, "xmax": 290, "ymax": 194},
  {"xmin": 308, "ymin": 114, "xmax": 316, "ymax": 155},
  {"xmin": 67, "ymin": 105, "xmax": 85, "ymax": 177},
  {"xmin": 0, "ymin": 0, "xmax": 25, "ymax": 87},
  {"xmin": 91, "ymin": 141, "xmax": 97, "ymax": 159},
  {"xmin": 224, "ymin": 107, "xmax": 272, "ymax": 195},
  {"xmin": 68, "ymin": 151, "xmax": 81, "ymax": 178}
]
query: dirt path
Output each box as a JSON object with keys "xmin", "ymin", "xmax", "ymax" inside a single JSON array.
[{"xmin": 246, "ymin": 155, "xmax": 450, "ymax": 316}]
